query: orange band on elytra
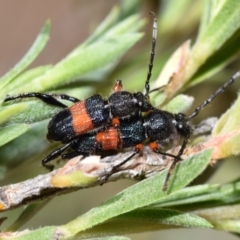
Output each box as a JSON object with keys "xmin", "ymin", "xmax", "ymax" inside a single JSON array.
[
  {"xmin": 96, "ymin": 128, "xmax": 119, "ymax": 150},
  {"xmin": 69, "ymin": 101, "xmax": 93, "ymax": 134}
]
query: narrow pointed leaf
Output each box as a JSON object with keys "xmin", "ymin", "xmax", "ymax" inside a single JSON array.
[
  {"xmin": 0, "ymin": 20, "xmax": 50, "ymax": 91},
  {"xmin": 0, "ymin": 124, "xmax": 30, "ymax": 147},
  {"xmin": 77, "ymin": 208, "xmax": 212, "ymax": 238},
  {"xmin": 61, "ymin": 149, "xmax": 212, "ymax": 237},
  {"xmin": 14, "ymin": 33, "xmax": 142, "ymax": 93},
  {"xmin": 0, "ymin": 103, "xmax": 27, "ymax": 125}
]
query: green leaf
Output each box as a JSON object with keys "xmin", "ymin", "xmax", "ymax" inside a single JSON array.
[
  {"xmin": 152, "ymin": 182, "xmax": 240, "ymax": 211},
  {"xmin": 3, "ymin": 101, "xmax": 62, "ymax": 125},
  {"xmin": 10, "ymin": 14, "xmax": 143, "ymax": 94},
  {"xmin": 81, "ymin": 11, "xmax": 142, "ymax": 47},
  {"xmin": 214, "ymin": 219, "xmax": 240, "ymax": 233},
  {"xmin": 0, "ymin": 103, "xmax": 27, "ymax": 125},
  {"xmin": 0, "ymin": 121, "xmax": 48, "ymax": 167},
  {"xmin": 82, "ymin": 7, "xmax": 120, "ymax": 46},
  {"xmin": 102, "ymin": 14, "xmax": 142, "ymax": 39},
  {"xmin": 164, "ymin": 0, "xmax": 240, "ymax": 99},
  {"xmin": 189, "ymin": 0, "xmax": 240, "ymax": 86},
  {"xmin": 0, "ymin": 20, "xmax": 51, "ymax": 91},
  {"xmin": 119, "ymin": 0, "xmax": 141, "ymax": 18},
  {"xmin": 120, "ymin": 208, "xmax": 212, "ymax": 228},
  {"xmin": 61, "ymin": 149, "xmax": 212, "ymax": 237},
  {"xmin": 196, "ymin": 0, "xmax": 240, "ymax": 49},
  {"xmin": 197, "ymin": 0, "xmax": 226, "ymax": 39},
  {"xmin": 187, "ymin": 93, "xmax": 240, "ymax": 159},
  {"xmin": 0, "ymin": 124, "xmax": 30, "ymax": 147},
  {"xmin": 98, "ymin": 237, "xmax": 130, "ymax": 240},
  {"xmin": 151, "ymin": 184, "xmax": 218, "ymax": 207},
  {"xmin": 197, "ymin": 0, "xmax": 211, "ymax": 39},
  {"xmin": 1, "ymin": 89, "xmax": 61, "ymax": 156},
  {"xmin": 213, "ymin": 93, "xmax": 240, "ymax": 135},
  {"xmin": 7, "ymin": 65, "xmax": 52, "ymax": 92},
  {"xmin": 163, "ymin": 94, "xmax": 194, "ymax": 113},
  {"xmin": 86, "ymin": 237, "xmax": 130, "ymax": 240},
  {"xmin": 188, "ymin": 0, "xmax": 240, "ymax": 85},
  {"xmin": 13, "ymin": 33, "xmax": 143, "ymax": 93},
  {"xmin": 160, "ymin": 0, "xmax": 201, "ymax": 35},
  {"xmin": 5, "ymin": 227, "xmax": 56, "ymax": 240},
  {"xmin": 63, "ymin": 13, "xmax": 144, "ymax": 83},
  {"xmin": 189, "ymin": 27, "xmax": 240, "ymax": 86},
  {"xmin": 190, "ymin": 204, "xmax": 240, "ymax": 233},
  {"xmin": 77, "ymin": 208, "xmax": 212, "ymax": 238}
]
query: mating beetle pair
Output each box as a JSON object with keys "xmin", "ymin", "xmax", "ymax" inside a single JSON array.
[{"xmin": 4, "ymin": 12, "xmax": 240, "ymax": 190}]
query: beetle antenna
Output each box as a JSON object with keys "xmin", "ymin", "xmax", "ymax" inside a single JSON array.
[
  {"xmin": 145, "ymin": 11, "xmax": 157, "ymax": 100},
  {"xmin": 188, "ymin": 70, "xmax": 240, "ymax": 120},
  {"xmin": 162, "ymin": 70, "xmax": 240, "ymax": 191}
]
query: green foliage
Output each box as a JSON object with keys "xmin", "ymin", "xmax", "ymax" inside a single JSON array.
[
  {"xmin": 0, "ymin": 21, "xmax": 51, "ymax": 93},
  {"xmin": 1, "ymin": 0, "xmax": 240, "ymax": 239}
]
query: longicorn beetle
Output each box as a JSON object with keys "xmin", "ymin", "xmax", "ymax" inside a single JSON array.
[
  {"xmin": 4, "ymin": 12, "xmax": 240, "ymax": 191},
  {"xmin": 43, "ymin": 117, "xmax": 146, "ymax": 177}
]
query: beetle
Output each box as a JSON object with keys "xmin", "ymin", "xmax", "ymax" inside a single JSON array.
[{"xmin": 42, "ymin": 116, "xmax": 145, "ymax": 171}]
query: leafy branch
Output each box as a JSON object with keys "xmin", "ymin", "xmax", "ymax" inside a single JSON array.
[{"xmin": 1, "ymin": 0, "xmax": 240, "ymax": 239}]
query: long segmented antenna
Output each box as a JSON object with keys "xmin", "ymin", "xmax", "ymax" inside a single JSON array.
[
  {"xmin": 162, "ymin": 69, "xmax": 240, "ymax": 191},
  {"xmin": 145, "ymin": 11, "xmax": 157, "ymax": 99},
  {"xmin": 188, "ymin": 70, "xmax": 240, "ymax": 120}
]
